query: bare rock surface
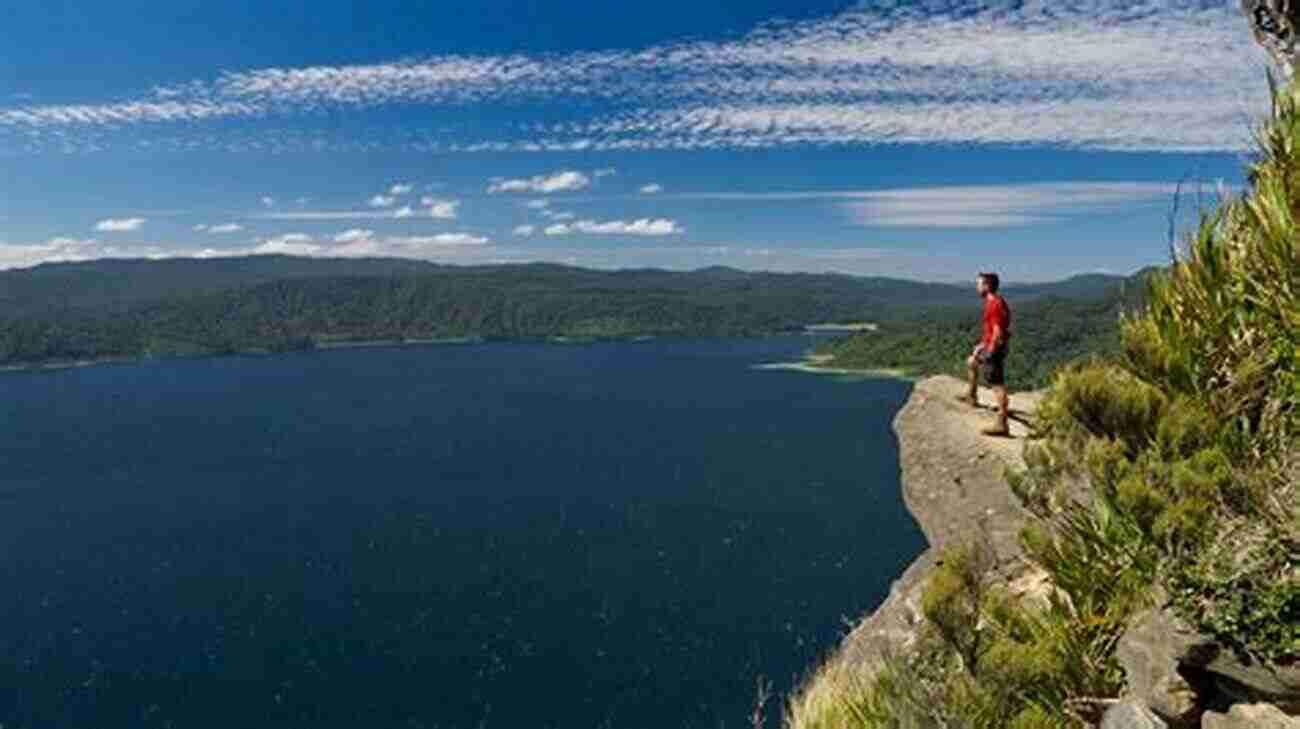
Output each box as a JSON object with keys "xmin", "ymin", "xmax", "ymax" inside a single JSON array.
[
  {"xmin": 1102, "ymin": 700, "xmax": 1169, "ymax": 729},
  {"xmin": 1118, "ymin": 606, "xmax": 1300, "ymax": 721},
  {"xmin": 1201, "ymin": 702, "xmax": 1300, "ymax": 728},
  {"xmin": 1118, "ymin": 607, "xmax": 1208, "ymax": 727},
  {"xmin": 832, "ymin": 375, "xmax": 1043, "ymax": 669}
]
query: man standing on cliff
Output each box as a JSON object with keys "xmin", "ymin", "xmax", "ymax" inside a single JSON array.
[{"xmin": 956, "ymin": 272, "xmax": 1012, "ymax": 436}]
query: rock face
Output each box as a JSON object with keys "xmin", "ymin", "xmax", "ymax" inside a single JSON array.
[
  {"xmin": 1116, "ymin": 608, "xmax": 1207, "ymax": 727},
  {"xmin": 1202, "ymin": 703, "xmax": 1300, "ymax": 728},
  {"xmin": 1102, "ymin": 701, "xmax": 1169, "ymax": 729},
  {"xmin": 831, "ymin": 375, "xmax": 1042, "ymax": 669},
  {"xmin": 1117, "ymin": 606, "xmax": 1300, "ymax": 723},
  {"xmin": 811, "ymin": 374, "xmax": 1299, "ymax": 727}
]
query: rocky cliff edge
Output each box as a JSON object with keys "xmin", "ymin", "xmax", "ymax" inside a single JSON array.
[
  {"xmin": 833, "ymin": 374, "xmax": 1044, "ymax": 670},
  {"xmin": 812, "ymin": 375, "xmax": 1300, "ymax": 728}
]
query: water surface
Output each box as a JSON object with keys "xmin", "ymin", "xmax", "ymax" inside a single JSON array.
[{"xmin": 0, "ymin": 336, "xmax": 921, "ymax": 728}]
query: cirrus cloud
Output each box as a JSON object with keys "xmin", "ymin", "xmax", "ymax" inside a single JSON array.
[
  {"xmin": 839, "ymin": 181, "xmax": 1183, "ymax": 228},
  {"xmin": 0, "ymin": 1, "xmax": 1270, "ymax": 154},
  {"xmin": 193, "ymin": 222, "xmax": 244, "ymax": 234}
]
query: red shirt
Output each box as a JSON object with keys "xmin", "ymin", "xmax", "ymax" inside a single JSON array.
[{"xmin": 982, "ymin": 294, "xmax": 1011, "ymax": 350}]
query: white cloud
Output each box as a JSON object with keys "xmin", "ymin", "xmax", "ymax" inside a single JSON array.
[
  {"xmin": 639, "ymin": 183, "xmax": 664, "ymax": 194},
  {"xmin": 0, "ymin": 231, "xmax": 1147, "ymax": 280},
  {"xmin": 194, "ymin": 222, "xmax": 244, "ymax": 234},
  {"xmin": 0, "ymin": 1, "xmax": 1268, "ymax": 154},
  {"xmin": 0, "ymin": 100, "xmax": 257, "ymax": 130},
  {"xmin": 541, "ymin": 210, "xmax": 576, "ymax": 221},
  {"xmin": 593, "ymin": 168, "xmax": 616, "ymax": 177},
  {"xmin": 543, "ymin": 218, "xmax": 683, "ymax": 236},
  {"xmin": 260, "ymin": 196, "xmax": 276, "ymax": 207},
  {"xmin": 368, "ymin": 194, "xmax": 397, "ymax": 208},
  {"xmin": 258, "ymin": 209, "xmax": 412, "ymax": 221},
  {"xmin": 525, "ymin": 199, "xmax": 550, "ymax": 209},
  {"xmin": 253, "ymin": 233, "xmax": 320, "ymax": 255},
  {"xmin": 0, "ymin": 237, "xmax": 99, "ymax": 268},
  {"xmin": 513, "ymin": 224, "xmax": 537, "ymax": 236},
  {"xmin": 839, "ymin": 182, "xmax": 1180, "ymax": 228},
  {"xmin": 396, "ymin": 233, "xmax": 489, "ymax": 246},
  {"xmin": 179, "ymin": 228, "xmax": 492, "ymax": 258},
  {"xmin": 0, "ymin": 237, "xmax": 196, "ymax": 268},
  {"xmin": 333, "ymin": 228, "xmax": 374, "ymax": 244},
  {"xmin": 329, "ymin": 228, "xmax": 487, "ymax": 248},
  {"xmin": 394, "ymin": 205, "xmax": 415, "ymax": 219},
  {"xmin": 389, "ymin": 183, "xmax": 413, "ymax": 195},
  {"xmin": 94, "ymin": 217, "xmax": 146, "ymax": 232},
  {"xmin": 422, "ymin": 198, "xmax": 460, "ymax": 219},
  {"xmin": 488, "ymin": 170, "xmax": 591, "ymax": 194}
]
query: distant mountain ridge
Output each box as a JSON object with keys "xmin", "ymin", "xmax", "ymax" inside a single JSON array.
[
  {"xmin": 0, "ymin": 254, "xmax": 1130, "ymax": 319},
  {"xmin": 0, "ymin": 255, "xmax": 1142, "ymax": 369}
]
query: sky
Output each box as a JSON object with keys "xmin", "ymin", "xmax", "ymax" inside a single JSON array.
[{"xmin": 0, "ymin": 0, "xmax": 1274, "ymax": 282}]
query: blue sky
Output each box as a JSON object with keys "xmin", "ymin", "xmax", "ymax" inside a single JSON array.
[{"xmin": 0, "ymin": 0, "xmax": 1270, "ymax": 281}]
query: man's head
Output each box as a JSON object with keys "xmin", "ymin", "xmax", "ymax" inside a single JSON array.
[{"xmin": 977, "ymin": 271, "xmax": 1000, "ymax": 296}]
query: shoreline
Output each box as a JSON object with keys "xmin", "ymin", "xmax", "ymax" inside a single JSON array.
[
  {"xmin": 0, "ymin": 355, "xmax": 137, "ymax": 374},
  {"xmin": 0, "ymin": 332, "xmax": 822, "ymax": 375},
  {"xmin": 0, "ymin": 338, "xmax": 489, "ymax": 374},
  {"xmin": 752, "ymin": 352, "xmax": 914, "ymax": 380},
  {"xmin": 314, "ymin": 336, "xmax": 484, "ymax": 349}
]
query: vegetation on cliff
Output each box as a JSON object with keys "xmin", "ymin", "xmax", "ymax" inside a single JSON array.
[{"xmin": 786, "ymin": 79, "xmax": 1297, "ymax": 729}]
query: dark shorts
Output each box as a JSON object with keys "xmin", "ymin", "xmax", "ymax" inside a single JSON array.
[{"xmin": 979, "ymin": 344, "xmax": 1008, "ymax": 386}]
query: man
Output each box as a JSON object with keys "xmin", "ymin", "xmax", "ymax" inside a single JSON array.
[{"xmin": 956, "ymin": 272, "xmax": 1012, "ymax": 436}]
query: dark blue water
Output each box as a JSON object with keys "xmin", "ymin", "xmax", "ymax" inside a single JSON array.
[{"xmin": 0, "ymin": 336, "xmax": 922, "ymax": 729}]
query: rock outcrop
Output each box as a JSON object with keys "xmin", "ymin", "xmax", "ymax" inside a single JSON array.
[
  {"xmin": 1115, "ymin": 606, "xmax": 1300, "ymax": 724},
  {"xmin": 1201, "ymin": 703, "xmax": 1300, "ymax": 729},
  {"xmin": 1101, "ymin": 701, "xmax": 1169, "ymax": 729},
  {"xmin": 813, "ymin": 374, "xmax": 1299, "ymax": 727},
  {"xmin": 831, "ymin": 375, "xmax": 1043, "ymax": 669}
]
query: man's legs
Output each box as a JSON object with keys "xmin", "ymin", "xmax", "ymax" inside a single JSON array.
[
  {"xmin": 958, "ymin": 355, "xmax": 980, "ymax": 406},
  {"xmin": 980, "ymin": 348, "xmax": 1010, "ymax": 436},
  {"xmin": 993, "ymin": 384, "xmax": 1009, "ymax": 430}
]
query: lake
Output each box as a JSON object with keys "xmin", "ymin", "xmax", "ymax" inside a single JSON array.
[{"xmin": 0, "ymin": 336, "xmax": 922, "ymax": 729}]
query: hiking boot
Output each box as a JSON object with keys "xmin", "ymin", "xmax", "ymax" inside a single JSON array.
[{"xmin": 980, "ymin": 421, "xmax": 1012, "ymax": 438}]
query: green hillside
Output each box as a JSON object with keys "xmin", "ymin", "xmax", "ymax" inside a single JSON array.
[
  {"xmin": 813, "ymin": 275, "xmax": 1149, "ymax": 388},
  {"xmin": 0, "ymin": 258, "xmax": 1129, "ymax": 367}
]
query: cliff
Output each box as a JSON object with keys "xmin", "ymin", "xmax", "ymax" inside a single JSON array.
[
  {"xmin": 828, "ymin": 375, "xmax": 1046, "ymax": 672},
  {"xmin": 794, "ymin": 375, "xmax": 1299, "ymax": 728}
]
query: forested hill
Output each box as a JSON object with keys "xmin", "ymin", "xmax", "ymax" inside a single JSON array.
[
  {"xmin": 0, "ymin": 255, "xmax": 1132, "ymax": 367},
  {"xmin": 814, "ymin": 272, "xmax": 1150, "ymax": 388},
  {"xmin": 0, "ymin": 255, "xmax": 1123, "ymax": 319}
]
